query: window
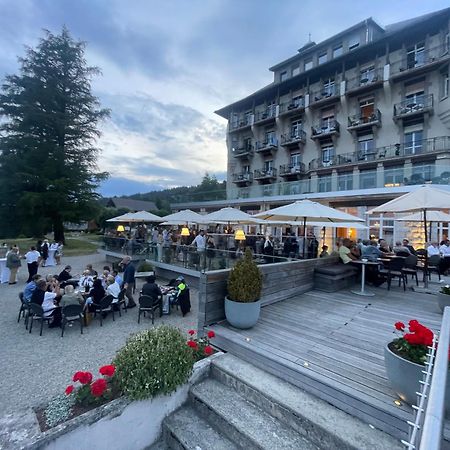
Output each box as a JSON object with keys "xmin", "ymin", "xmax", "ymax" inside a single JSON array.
[
  {"xmin": 292, "ymin": 95, "xmax": 303, "ymax": 107},
  {"xmin": 243, "ymin": 137, "xmax": 253, "ymax": 151},
  {"xmin": 290, "ymin": 153, "xmax": 302, "ymax": 168},
  {"xmin": 280, "ymin": 71, "xmax": 288, "ymax": 82},
  {"xmin": 291, "ymin": 120, "xmax": 302, "ymax": 138},
  {"xmin": 264, "ymin": 160, "xmax": 274, "ymax": 173},
  {"xmin": 445, "ymin": 32, "xmax": 450, "ymax": 52},
  {"xmin": 442, "ymin": 71, "xmax": 449, "ymax": 99},
  {"xmin": 323, "ymin": 78, "xmax": 335, "ymax": 96},
  {"xmin": 267, "ymin": 100, "xmax": 277, "ymax": 117},
  {"xmin": 359, "ymin": 96, "xmax": 375, "ymax": 119},
  {"xmin": 304, "ymin": 58, "xmax": 313, "ymax": 71},
  {"xmin": 264, "ymin": 130, "xmax": 276, "ymax": 145},
  {"xmin": 243, "ymin": 164, "xmax": 250, "ymax": 174},
  {"xmin": 244, "ymin": 110, "xmax": 252, "ymax": 125},
  {"xmin": 359, "ymin": 170, "xmax": 376, "ymax": 189},
  {"xmin": 321, "ymin": 145, "xmax": 335, "ymax": 166},
  {"xmin": 406, "ymin": 42, "xmax": 425, "ymax": 69},
  {"xmin": 292, "ymin": 65, "xmax": 300, "ymax": 77},
  {"xmin": 358, "ymin": 137, "xmax": 375, "ymax": 160},
  {"xmin": 349, "ymin": 33, "xmax": 360, "ymax": 51},
  {"xmin": 337, "ymin": 173, "xmax": 353, "ymax": 191},
  {"xmin": 404, "ymin": 129, "xmax": 423, "ymax": 155},
  {"xmin": 411, "ymin": 162, "xmax": 434, "ymax": 183},
  {"xmin": 321, "ymin": 108, "xmax": 335, "ymax": 129},
  {"xmin": 384, "ymin": 166, "xmax": 404, "ymax": 187},
  {"xmin": 360, "ymin": 65, "xmax": 375, "ymax": 84},
  {"xmin": 333, "ymin": 45, "xmax": 343, "ymax": 58},
  {"xmin": 318, "ymin": 175, "xmax": 332, "ymax": 192},
  {"xmin": 318, "ymin": 52, "xmax": 328, "ymax": 65}
]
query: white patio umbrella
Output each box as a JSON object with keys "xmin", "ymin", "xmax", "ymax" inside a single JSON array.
[
  {"xmin": 202, "ymin": 207, "xmax": 262, "ymax": 225},
  {"xmin": 126, "ymin": 210, "xmax": 164, "ymax": 222},
  {"xmin": 367, "ymin": 185, "xmax": 450, "ymax": 286},
  {"xmin": 160, "ymin": 209, "xmax": 205, "ymax": 224},
  {"xmin": 106, "ymin": 212, "xmax": 138, "ymax": 222},
  {"xmin": 256, "ymin": 199, "xmax": 364, "ymax": 257},
  {"xmin": 396, "ymin": 210, "xmax": 450, "ymax": 241}
]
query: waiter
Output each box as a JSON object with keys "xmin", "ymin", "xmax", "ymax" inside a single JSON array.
[{"xmin": 23, "ymin": 246, "xmax": 41, "ymax": 283}]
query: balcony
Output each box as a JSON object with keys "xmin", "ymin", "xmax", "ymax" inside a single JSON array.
[
  {"xmin": 390, "ymin": 44, "xmax": 450, "ymax": 82},
  {"xmin": 279, "ymin": 163, "xmax": 306, "ymax": 180},
  {"xmin": 253, "ymin": 106, "xmax": 277, "ymax": 126},
  {"xmin": 278, "ymin": 99, "xmax": 305, "ymax": 117},
  {"xmin": 231, "ymin": 144, "xmax": 254, "ymax": 159},
  {"xmin": 280, "ymin": 130, "xmax": 306, "ymax": 147},
  {"xmin": 229, "ymin": 115, "xmax": 253, "ymax": 133},
  {"xmin": 309, "ymin": 84, "xmax": 339, "ymax": 108},
  {"xmin": 255, "ymin": 138, "xmax": 278, "ymax": 155},
  {"xmin": 254, "ymin": 167, "xmax": 277, "ymax": 183},
  {"xmin": 347, "ymin": 109, "xmax": 382, "ymax": 132},
  {"xmin": 345, "ymin": 68, "xmax": 383, "ymax": 96},
  {"xmin": 393, "ymin": 94, "xmax": 433, "ymax": 122},
  {"xmin": 311, "ymin": 120, "xmax": 340, "ymax": 140},
  {"xmin": 232, "ymin": 172, "xmax": 253, "ymax": 186}
]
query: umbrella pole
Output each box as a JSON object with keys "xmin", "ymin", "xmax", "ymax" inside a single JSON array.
[
  {"xmin": 302, "ymin": 217, "xmax": 306, "ymax": 259},
  {"xmin": 424, "ymin": 210, "xmax": 429, "ymax": 288}
]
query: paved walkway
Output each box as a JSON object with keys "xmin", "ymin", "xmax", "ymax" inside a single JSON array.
[{"xmin": 0, "ymin": 252, "xmax": 198, "ymax": 415}]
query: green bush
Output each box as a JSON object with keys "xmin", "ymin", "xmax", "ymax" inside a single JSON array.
[
  {"xmin": 113, "ymin": 325, "xmax": 193, "ymax": 400},
  {"xmin": 227, "ymin": 248, "xmax": 263, "ymax": 303},
  {"xmin": 137, "ymin": 261, "xmax": 154, "ymax": 272}
]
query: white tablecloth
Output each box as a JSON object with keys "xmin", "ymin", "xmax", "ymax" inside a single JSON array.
[
  {"xmin": 0, "ymin": 258, "xmax": 9, "ymax": 283},
  {"xmin": 46, "ymin": 249, "xmax": 56, "ymax": 266}
]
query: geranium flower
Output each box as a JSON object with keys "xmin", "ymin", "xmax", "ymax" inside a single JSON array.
[
  {"xmin": 188, "ymin": 329, "xmax": 195, "ymax": 336},
  {"xmin": 72, "ymin": 371, "xmax": 83, "ymax": 382},
  {"xmin": 207, "ymin": 330, "xmax": 215, "ymax": 339},
  {"xmin": 99, "ymin": 365, "xmax": 116, "ymax": 377},
  {"xmin": 187, "ymin": 340, "xmax": 198, "ymax": 350},
  {"xmin": 394, "ymin": 322, "xmax": 405, "ymax": 331},
  {"xmin": 204, "ymin": 345, "xmax": 214, "ymax": 356},
  {"xmin": 78, "ymin": 371, "xmax": 93, "ymax": 385},
  {"xmin": 65, "ymin": 385, "xmax": 74, "ymax": 395},
  {"xmin": 90, "ymin": 378, "xmax": 107, "ymax": 397},
  {"xmin": 409, "ymin": 320, "xmax": 420, "ymax": 332}
]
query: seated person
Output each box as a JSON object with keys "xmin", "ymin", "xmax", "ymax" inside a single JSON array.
[
  {"xmin": 79, "ymin": 270, "xmax": 94, "ymax": 292},
  {"xmin": 100, "ymin": 269, "xmax": 110, "ymax": 289},
  {"xmin": 378, "ymin": 239, "xmax": 392, "ymax": 254},
  {"xmin": 392, "ymin": 241, "xmax": 412, "ymax": 255},
  {"xmin": 319, "ymin": 245, "xmax": 329, "ymax": 258},
  {"xmin": 85, "ymin": 264, "xmax": 98, "ymax": 277},
  {"xmin": 60, "ymin": 284, "xmax": 83, "ymax": 308},
  {"xmin": 141, "ymin": 275, "xmax": 162, "ymax": 301},
  {"xmin": 362, "ymin": 240, "xmax": 383, "ymax": 261},
  {"xmin": 339, "ymin": 239, "xmax": 358, "ymax": 264},
  {"xmin": 58, "ymin": 265, "xmax": 73, "ymax": 283},
  {"xmin": 30, "ymin": 279, "xmax": 62, "ymax": 327},
  {"xmin": 24, "ymin": 274, "xmax": 41, "ymax": 302},
  {"xmin": 402, "ymin": 239, "xmax": 417, "ymax": 256},
  {"xmin": 427, "ymin": 242, "xmax": 440, "ymax": 257},
  {"xmin": 112, "ymin": 270, "xmax": 123, "ymax": 286},
  {"xmin": 350, "ymin": 242, "xmax": 361, "ymax": 259},
  {"xmin": 105, "ymin": 275, "xmax": 121, "ymax": 304},
  {"xmin": 87, "ymin": 278, "xmax": 106, "ymax": 307}
]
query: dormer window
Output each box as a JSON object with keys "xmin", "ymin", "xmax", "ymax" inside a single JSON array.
[
  {"xmin": 333, "ymin": 45, "xmax": 343, "ymax": 58},
  {"xmin": 349, "ymin": 33, "xmax": 360, "ymax": 51},
  {"xmin": 304, "ymin": 58, "xmax": 313, "ymax": 71},
  {"xmin": 280, "ymin": 71, "xmax": 288, "ymax": 82},
  {"xmin": 292, "ymin": 64, "xmax": 300, "ymax": 76},
  {"xmin": 318, "ymin": 52, "xmax": 328, "ymax": 65}
]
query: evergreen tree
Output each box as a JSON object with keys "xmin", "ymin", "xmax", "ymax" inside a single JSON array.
[{"xmin": 0, "ymin": 27, "xmax": 110, "ymax": 241}]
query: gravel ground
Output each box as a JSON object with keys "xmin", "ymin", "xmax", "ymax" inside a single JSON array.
[{"xmin": 0, "ymin": 251, "xmax": 198, "ymax": 415}]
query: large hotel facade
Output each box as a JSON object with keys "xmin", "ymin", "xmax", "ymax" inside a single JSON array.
[{"xmin": 178, "ymin": 9, "xmax": 450, "ymax": 245}]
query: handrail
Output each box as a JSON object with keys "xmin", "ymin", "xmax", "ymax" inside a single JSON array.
[{"xmin": 419, "ymin": 306, "xmax": 450, "ymax": 450}]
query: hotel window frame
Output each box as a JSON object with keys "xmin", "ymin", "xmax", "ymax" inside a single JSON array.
[
  {"xmin": 384, "ymin": 166, "xmax": 404, "ymax": 187},
  {"xmin": 348, "ymin": 33, "xmax": 360, "ymax": 51},
  {"xmin": 404, "ymin": 127, "xmax": 424, "ymax": 155},
  {"xmin": 290, "ymin": 152, "xmax": 302, "ymax": 168},
  {"xmin": 318, "ymin": 52, "xmax": 328, "ymax": 65},
  {"xmin": 290, "ymin": 119, "xmax": 303, "ymax": 138},
  {"xmin": 304, "ymin": 58, "xmax": 313, "ymax": 71},
  {"xmin": 359, "ymin": 169, "xmax": 377, "ymax": 189},
  {"xmin": 318, "ymin": 174, "xmax": 332, "ymax": 193},
  {"xmin": 280, "ymin": 71, "xmax": 288, "ymax": 82},
  {"xmin": 333, "ymin": 44, "xmax": 343, "ymax": 58},
  {"xmin": 292, "ymin": 64, "xmax": 300, "ymax": 77},
  {"xmin": 406, "ymin": 42, "xmax": 425, "ymax": 69},
  {"xmin": 321, "ymin": 145, "xmax": 335, "ymax": 166},
  {"xmin": 337, "ymin": 172, "xmax": 353, "ymax": 191}
]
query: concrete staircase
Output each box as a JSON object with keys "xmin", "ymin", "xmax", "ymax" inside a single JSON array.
[{"xmin": 153, "ymin": 354, "xmax": 403, "ymax": 450}]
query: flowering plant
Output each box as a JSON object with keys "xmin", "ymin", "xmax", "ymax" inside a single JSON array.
[
  {"xmin": 391, "ymin": 320, "xmax": 434, "ymax": 365},
  {"xmin": 186, "ymin": 329, "xmax": 215, "ymax": 362},
  {"xmin": 440, "ymin": 284, "xmax": 450, "ymax": 295}
]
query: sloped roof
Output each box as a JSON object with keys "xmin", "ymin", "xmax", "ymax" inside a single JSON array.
[{"xmin": 106, "ymin": 197, "xmax": 157, "ymax": 212}]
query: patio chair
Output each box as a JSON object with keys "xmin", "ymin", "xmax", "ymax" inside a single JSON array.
[
  {"xmin": 28, "ymin": 303, "xmax": 53, "ymax": 336},
  {"xmin": 401, "ymin": 254, "xmax": 419, "ymax": 286},
  {"xmin": 92, "ymin": 294, "xmax": 115, "ymax": 327},
  {"xmin": 61, "ymin": 304, "xmax": 84, "ymax": 337},
  {"xmin": 18, "ymin": 292, "xmax": 31, "ymax": 328},
  {"xmin": 379, "ymin": 257, "xmax": 406, "ymax": 291},
  {"xmin": 116, "ymin": 288, "xmax": 127, "ymax": 316},
  {"xmin": 427, "ymin": 255, "xmax": 442, "ymax": 281},
  {"xmin": 171, "ymin": 288, "xmax": 191, "ymax": 317},
  {"xmin": 138, "ymin": 294, "xmax": 162, "ymax": 325}
]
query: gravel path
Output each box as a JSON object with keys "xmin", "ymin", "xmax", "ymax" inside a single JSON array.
[{"xmin": 0, "ymin": 251, "xmax": 198, "ymax": 415}]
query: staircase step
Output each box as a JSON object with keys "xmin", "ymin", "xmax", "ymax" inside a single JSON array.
[
  {"xmin": 191, "ymin": 378, "xmax": 318, "ymax": 450},
  {"xmin": 211, "ymin": 353, "xmax": 403, "ymax": 450},
  {"xmin": 163, "ymin": 405, "xmax": 238, "ymax": 450}
]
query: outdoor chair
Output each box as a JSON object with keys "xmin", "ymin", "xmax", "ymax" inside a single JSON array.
[
  {"xmin": 379, "ymin": 257, "xmax": 406, "ymax": 291},
  {"xmin": 427, "ymin": 254, "xmax": 442, "ymax": 281},
  {"xmin": 401, "ymin": 254, "xmax": 419, "ymax": 286},
  {"xmin": 396, "ymin": 251, "xmax": 411, "ymax": 257},
  {"xmin": 28, "ymin": 303, "xmax": 53, "ymax": 336},
  {"xmin": 116, "ymin": 288, "xmax": 127, "ymax": 316},
  {"xmin": 18, "ymin": 292, "xmax": 31, "ymax": 328},
  {"xmin": 171, "ymin": 288, "xmax": 191, "ymax": 317},
  {"xmin": 61, "ymin": 304, "xmax": 84, "ymax": 337},
  {"xmin": 92, "ymin": 294, "xmax": 115, "ymax": 326},
  {"xmin": 138, "ymin": 294, "xmax": 162, "ymax": 325}
]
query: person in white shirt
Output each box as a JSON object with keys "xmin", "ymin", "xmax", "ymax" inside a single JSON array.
[
  {"xmin": 23, "ymin": 246, "xmax": 41, "ymax": 282},
  {"xmin": 106, "ymin": 275, "xmax": 121, "ymax": 303},
  {"xmin": 192, "ymin": 230, "xmax": 206, "ymax": 268},
  {"xmin": 427, "ymin": 242, "xmax": 441, "ymax": 257},
  {"xmin": 78, "ymin": 270, "xmax": 94, "ymax": 292},
  {"xmin": 439, "ymin": 241, "xmax": 450, "ymax": 273}
]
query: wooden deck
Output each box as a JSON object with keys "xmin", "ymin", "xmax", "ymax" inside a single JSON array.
[{"xmin": 209, "ymin": 286, "xmax": 450, "ymax": 442}]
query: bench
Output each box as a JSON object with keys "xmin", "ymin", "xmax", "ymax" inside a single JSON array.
[{"xmin": 314, "ymin": 264, "xmax": 358, "ymax": 292}]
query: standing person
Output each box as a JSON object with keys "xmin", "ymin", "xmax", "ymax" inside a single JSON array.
[
  {"xmin": 55, "ymin": 242, "xmax": 64, "ymax": 265},
  {"xmin": 121, "ymin": 256, "xmax": 136, "ymax": 308},
  {"xmin": 263, "ymin": 235, "xmax": 274, "ymax": 264},
  {"xmin": 6, "ymin": 247, "xmax": 21, "ymax": 284},
  {"xmin": 192, "ymin": 230, "xmax": 206, "ymax": 269},
  {"xmin": 23, "ymin": 246, "xmax": 41, "ymax": 282},
  {"xmin": 40, "ymin": 240, "xmax": 49, "ymax": 267}
]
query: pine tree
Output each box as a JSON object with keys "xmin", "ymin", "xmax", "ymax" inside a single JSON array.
[{"xmin": 0, "ymin": 27, "xmax": 110, "ymax": 241}]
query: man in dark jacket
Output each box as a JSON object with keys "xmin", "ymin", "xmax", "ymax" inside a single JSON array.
[
  {"xmin": 141, "ymin": 275, "xmax": 162, "ymax": 299},
  {"xmin": 121, "ymin": 256, "xmax": 136, "ymax": 308}
]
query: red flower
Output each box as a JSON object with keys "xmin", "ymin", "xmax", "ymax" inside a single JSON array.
[
  {"xmin": 90, "ymin": 378, "xmax": 107, "ymax": 397},
  {"xmin": 404, "ymin": 333, "xmax": 421, "ymax": 345},
  {"xmin": 188, "ymin": 329, "xmax": 195, "ymax": 336},
  {"xmin": 99, "ymin": 365, "xmax": 116, "ymax": 377},
  {"xmin": 72, "ymin": 371, "xmax": 83, "ymax": 382},
  {"xmin": 409, "ymin": 320, "xmax": 420, "ymax": 332},
  {"xmin": 394, "ymin": 322, "xmax": 405, "ymax": 331},
  {"xmin": 76, "ymin": 371, "xmax": 93, "ymax": 385},
  {"xmin": 187, "ymin": 340, "xmax": 198, "ymax": 350},
  {"xmin": 207, "ymin": 330, "xmax": 215, "ymax": 339},
  {"xmin": 65, "ymin": 385, "xmax": 74, "ymax": 395},
  {"xmin": 204, "ymin": 345, "xmax": 214, "ymax": 356}
]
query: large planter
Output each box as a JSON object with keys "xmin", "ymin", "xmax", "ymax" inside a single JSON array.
[
  {"xmin": 437, "ymin": 292, "xmax": 450, "ymax": 313},
  {"xmin": 384, "ymin": 343, "xmax": 450, "ymax": 412},
  {"xmin": 225, "ymin": 296, "xmax": 261, "ymax": 329}
]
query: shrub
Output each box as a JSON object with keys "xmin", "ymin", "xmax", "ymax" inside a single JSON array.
[
  {"xmin": 137, "ymin": 261, "xmax": 153, "ymax": 272},
  {"xmin": 44, "ymin": 394, "xmax": 76, "ymax": 428},
  {"xmin": 113, "ymin": 325, "xmax": 194, "ymax": 400},
  {"xmin": 440, "ymin": 284, "xmax": 450, "ymax": 295},
  {"xmin": 227, "ymin": 248, "xmax": 262, "ymax": 303}
]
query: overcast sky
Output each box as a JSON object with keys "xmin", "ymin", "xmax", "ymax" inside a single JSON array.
[{"xmin": 0, "ymin": 0, "xmax": 448, "ymax": 196}]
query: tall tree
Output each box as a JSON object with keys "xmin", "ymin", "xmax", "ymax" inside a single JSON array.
[{"xmin": 0, "ymin": 27, "xmax": 110, "ymax": 241}]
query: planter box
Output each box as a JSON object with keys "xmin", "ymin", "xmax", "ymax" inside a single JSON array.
[{"xmin": 2, "ymin": 353, "xmax": 222, "ymax": 450}]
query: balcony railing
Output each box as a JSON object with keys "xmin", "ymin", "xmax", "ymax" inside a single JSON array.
[
  {"xmin": 279, "ymin": 163, "xmax": 306, "ymax": 176},
  {"xmin": 311, "ymin": 119, "xmax": 340, "ymax": 138},
  {"xmin": 232, "ymin": 172, "xmax": 253, "ymax": 184},
  {"xmin": 229, "ymin": 115, "xmax": 253, "ymax": 131},
  {"xmin": 281, "ymin": 130, "xmax": 306, "ymax": 146},
  {"xmin": 390, "ymin": 44, "xmax": 450, "ymax": 78},
  {"xmin": 278, "ymin": 98, "xmax": 305, "ymax": 115},
  {"xmin": 254, "ymin": 168, "xmax": 277, "ymax": 180},
  {"xmin": 309, "ymin": 84, "xmax": 339, "ymax": 106},
  {"xmin": 347, "ymin": 109, "xmax": 382, "ymax": 130},
  {"xmin": 346, "ymin": 68, "xmax": 383, "ymax": 93},
  {"xmin": 231, "ymin": 144, "xmax": 254, "ymax": 158},
  {"xmin": 254, "ymin": 106, "xmax": 277, "ymax": 124},
  {"xmin": 255, "ymin": 138, "xmax": 278, "ymax": 153},
  {"xmin": 393, "ymin": 94, "xmax": 433, "ymax": 119}
]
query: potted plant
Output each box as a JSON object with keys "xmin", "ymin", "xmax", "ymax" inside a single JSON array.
[
  {"xmin": 437, "ymin": 284, "xmax": 450, "ymax": 313},
  {"xmin": 384, "ymin": 320, "xmax": 450, "ymax": 411},
  {"xmin": 225, "ymin": 248, "xmax": 263, "ymax": 329}
]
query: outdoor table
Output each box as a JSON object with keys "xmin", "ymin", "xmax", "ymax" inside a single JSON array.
[
  {"xmin": 350, "ymin": 259, "xmax": 379, "ymax": 297},
  {"xmin": 0, "ymin": 258, "xmax": 9, "ymax": 284}
]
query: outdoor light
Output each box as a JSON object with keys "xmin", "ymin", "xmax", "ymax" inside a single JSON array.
[
  {"xmin": 303, "ymin": 361, "xmax": 309, "ymax": 368},
  {"xmin": 180, "ymin": 227, "xmax": 190, "ymax": 236},
  {"xmin": 394, "ymin": 399, "xmax": 402, "ymax": 406},
  {"xmin": 116, "ymin": 225, "xmax": 125, "ymax": 232},
  {"xmin": 234, "ymin": 229, "xmax": 246, "ymax": 240}
]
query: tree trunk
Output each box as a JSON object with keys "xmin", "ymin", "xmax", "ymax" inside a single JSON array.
[{"xmin": 53, "ymin": 215, "xmax": 65, "ymax": 244}]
